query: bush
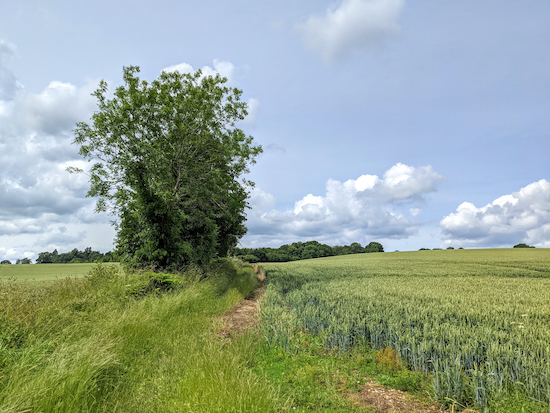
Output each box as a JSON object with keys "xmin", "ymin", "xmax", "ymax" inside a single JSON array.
[{"xmin": 127, "ymin": 272, "xmax": 186, "ymax": 298}]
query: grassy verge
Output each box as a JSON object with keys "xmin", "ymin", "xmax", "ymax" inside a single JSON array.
[
  {"xmin": 252, "ymin": 332, "xmax": 434, "ymax": 413},
  {"xmin": 0, "ymin": 261, "xmax": 287, "ymax": 412}
]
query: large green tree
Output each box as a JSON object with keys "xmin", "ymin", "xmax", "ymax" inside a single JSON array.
[{"xmin": 70, "ymin": 66, "xmax": 261, "ymax": 269}]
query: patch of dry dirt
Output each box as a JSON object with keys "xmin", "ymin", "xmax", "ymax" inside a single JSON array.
[
  {"xmin": 349, "ymin": 380, "xmax": 442, "ymax": 412},
  {"xmin": 216, "ymin": 286, "xmax": 265, "ymax": 340},
  {"xmin": 348, "ymin": 380, "xmax": 474, "ymax": 413},
  {"xmin": 215, "ymin": 263, "xmax": 266, "ymax": 340}
]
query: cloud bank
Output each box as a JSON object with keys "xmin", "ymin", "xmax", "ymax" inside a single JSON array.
[
  {"xmin": 0, "ymin": 39, "xmax": 115, "ymax": 262},
  {"xmin": 440, "ymin": 179, "xmax": 550, "ymax": 248},
  {"xmin": 297, "ymin": 0, "xmax": 404, "ymax": 61},
  {"xmin": 243, "ymin": 163, "xmax": 444, "ymax": 247}
]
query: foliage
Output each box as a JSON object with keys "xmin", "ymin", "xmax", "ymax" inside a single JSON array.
[
  {"xmin": 365, "ymin": 241, "xmax": 384, "ymax": 253},
  {"xmin": 15, "ymin": 258, "xmax": 32, "ymax": 264},
  {"xmin": 70, "ymin": 66, "xmax": 261, "ymax": 270},
  {"xmin": 0, "ymin": 260, "xmax": 11, "ymax": 265},
  {"xmin": 513, "ymin": 243, "xmax": 535, "ymax": 248},
  {"xmin": 234, "ymin": 240, "xmax": 384, "ymax": 263},
  {"xmin": 36, "ymin": 247, "xmax": 115, "ymax": 264},
  {"xmin": 259, "ymin": 248, "xmax": 550, "ymax": 412}
]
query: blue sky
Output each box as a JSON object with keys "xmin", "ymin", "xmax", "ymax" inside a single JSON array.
[{"xmin": 0, "ymin": 0, "xmax": 549, "ymax": 261}]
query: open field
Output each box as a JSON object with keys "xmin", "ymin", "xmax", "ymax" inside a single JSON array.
[
  {"xmin": 0, "ymin": 262, "xmax": 120, "ymax": 282},
  {"xmin": 259, "ymin": 248, "xmax": 550, "ymax": 412}
]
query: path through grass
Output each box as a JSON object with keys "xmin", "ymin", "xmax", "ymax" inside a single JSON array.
[{"xmin": 0, "ymin": 261, "xmax": 287, "ymax": 412}]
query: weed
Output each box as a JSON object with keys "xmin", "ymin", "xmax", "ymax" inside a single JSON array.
[{"xmin": 376, "ymin": 347, "xmax": 401, "ymax": 373}]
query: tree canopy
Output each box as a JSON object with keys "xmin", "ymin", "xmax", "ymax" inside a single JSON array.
[
  {"xmin": 71, "ymin": 66, "xmax": 262, "ymax": 270},
  {"xmin": 513, "ymin": 243, "xmax": 535, "ymax": 248}
]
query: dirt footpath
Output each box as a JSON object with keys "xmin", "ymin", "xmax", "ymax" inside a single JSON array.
[{"xmin": 217, "ymin": 285, "xmax": 264, "ymax": 339}]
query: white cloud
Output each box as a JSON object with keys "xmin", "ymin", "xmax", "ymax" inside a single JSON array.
[
  {"xmin": 243, "ymin": 163, "xmax": 444, "ymax": 246},
  {"xmin": 17, "ymin": 81, "xmax": 97, "ymax": 135},
  {"xmin": 440, "ymin": 179, "xmax": 550, "ymax": 248},
  {"xmin": 162, "ymin": 62, "xmax": 194, "ymax": 75},
  {"xmin": 242, "ymin": 97, "xmax": 261, "ymax": 126},
  {"xmin": 297, "ymin": 0, "xmax": 405, "ymax": 61},
  {"xmin": 162, "ymin": 59, "xmax": 235, "ymax": 82}
]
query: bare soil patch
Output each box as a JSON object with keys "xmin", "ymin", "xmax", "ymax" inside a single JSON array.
[{"xmin": 348, "ymin": 380, "xmax": 463, "ymax": 413}]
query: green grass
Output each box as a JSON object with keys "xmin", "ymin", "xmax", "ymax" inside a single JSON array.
[
  {"xmin": 253, "ymin": 333, "xmax": 435, "ymax": 413},
  {"xmin": 0, "ymin": 263, "xmax": 120, "ymax": 282},
  {"xmin": 258, "ymin": 248, "xmax": 550, "ymax": 412},
  {"xmin": 0, "ymin": 261, "xmax": 288, "ymax": 412}
]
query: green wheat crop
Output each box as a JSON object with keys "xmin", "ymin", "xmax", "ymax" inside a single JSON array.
[{"xmin": 259, "ymin": 248, "xmax": 550, "ymax": 411}]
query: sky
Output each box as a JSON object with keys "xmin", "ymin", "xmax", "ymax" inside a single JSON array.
[{"xmin": 0, "ymin": 0, "xmax": 549, "ymax": 262}]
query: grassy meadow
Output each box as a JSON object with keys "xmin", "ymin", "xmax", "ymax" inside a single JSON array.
[
  {"xmin": 0, "ymin": 261, "xmax": 288, "ymax": 413},
  {"xmin": 0, "ymin": 262, "xmax": 120, "ymax": 282},
  {"xmin": 259, "ymin": 248, "xmax": 550, "ymax": 412}
]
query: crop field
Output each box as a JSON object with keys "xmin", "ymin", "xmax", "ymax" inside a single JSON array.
[
  {"xmin": 0, "ymin": 263, "xmax": 120, "ymax": 283},
  {"xmin": 259, "ymin": 248, "xmax": 550, "ymax": 411}
]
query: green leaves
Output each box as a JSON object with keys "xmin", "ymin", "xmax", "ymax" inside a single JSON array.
[{"xmin": 71, "ymin": 65, "xmax": 262, "ymax": 270}]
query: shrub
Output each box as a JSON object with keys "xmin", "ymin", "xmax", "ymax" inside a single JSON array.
[{"xmin": 127, "ymin": 272, "xmax": 186, "ymax": 298}]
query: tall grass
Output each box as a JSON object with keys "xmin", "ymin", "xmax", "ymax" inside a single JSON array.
[{"xmin": 0, "ymin": 261, "xmax": 286, "ymax": 412}]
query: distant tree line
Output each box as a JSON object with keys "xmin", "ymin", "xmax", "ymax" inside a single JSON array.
[
  {"xmin": 1, "ymin": 258, "xmax": 33, "ymax": 265},
  {"xmin": 233, "ymin": 241, "xmax": 384, "ymax": 263},
  {"xmin": 35, "ymin": 248, "xmax": 116, "ymax": 264}
]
